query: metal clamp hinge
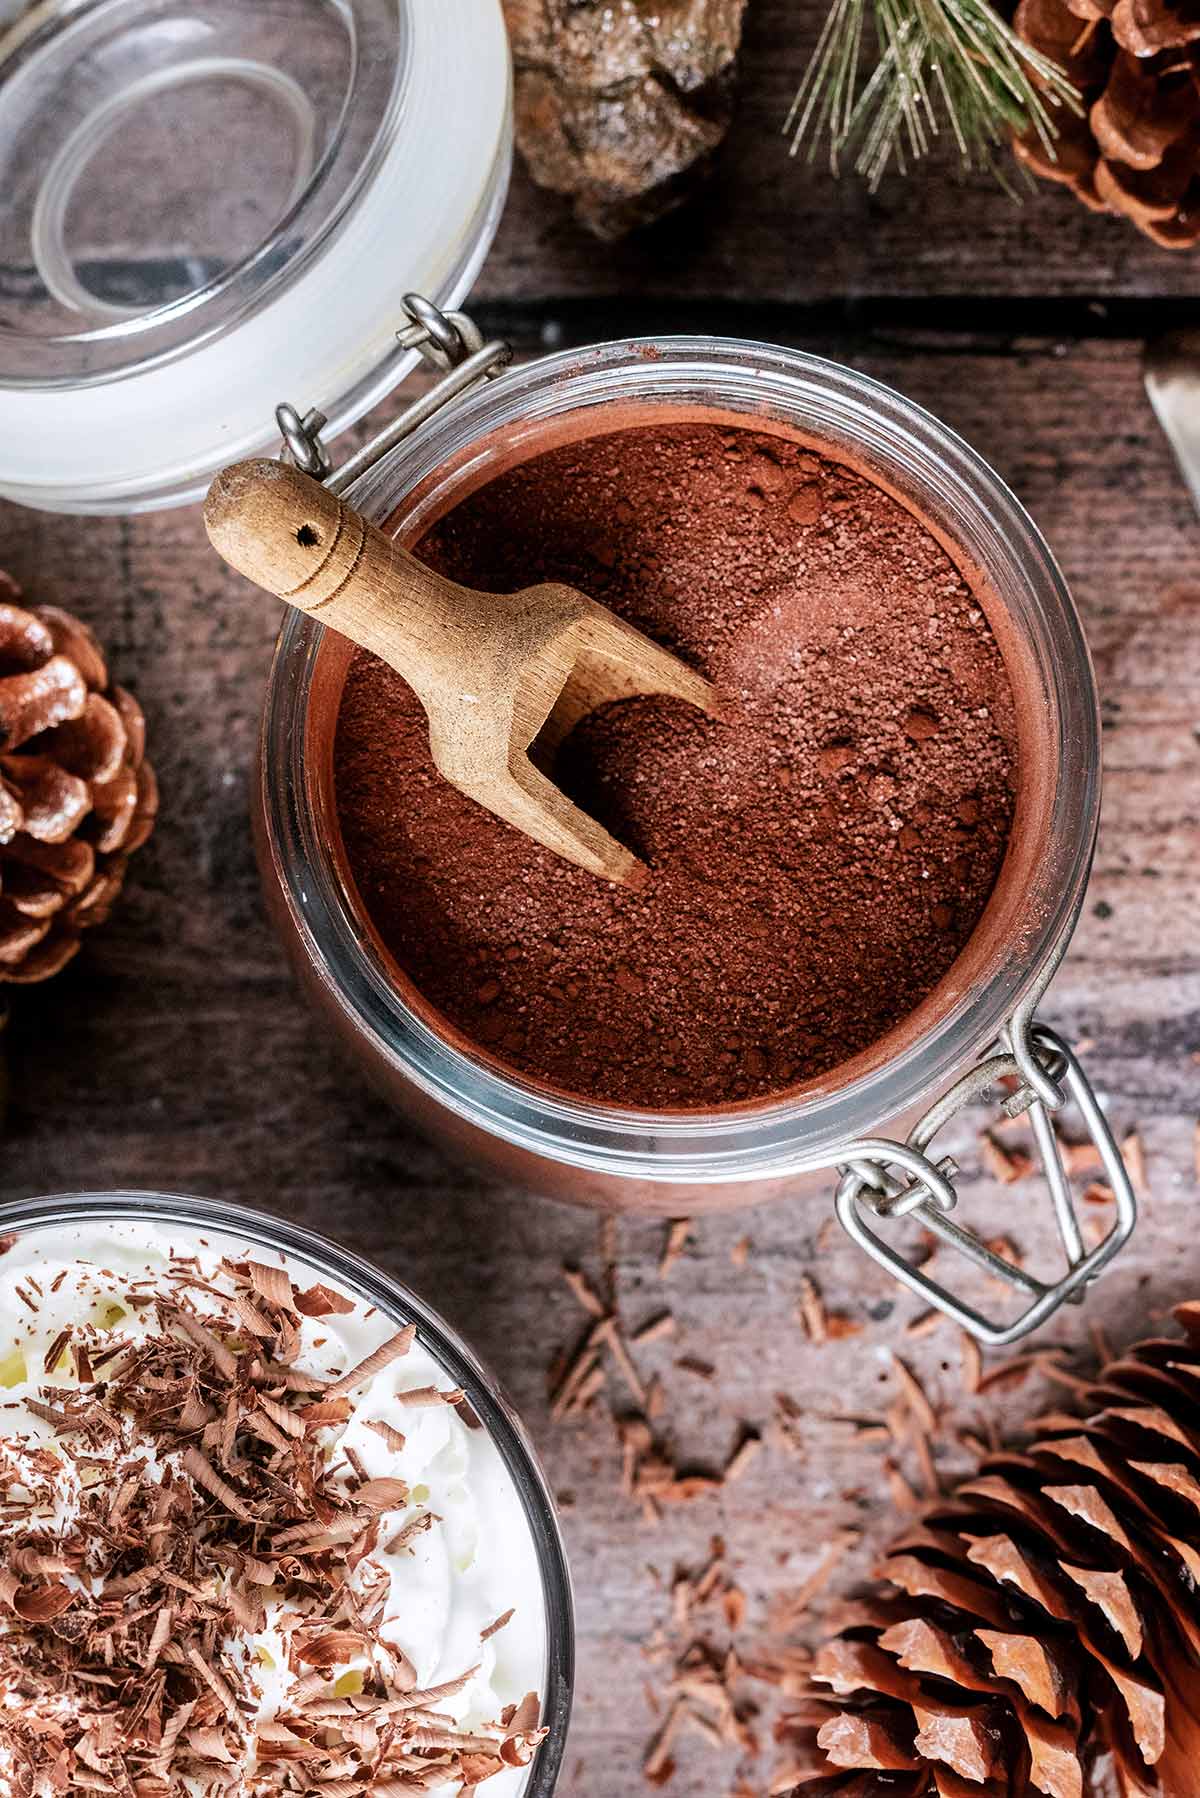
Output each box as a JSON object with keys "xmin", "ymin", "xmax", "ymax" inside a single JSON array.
[
  {"xmin": 275, "ymin": 294, "xmax": 512, "ymax": 497},
  {"xmin": 833, "ymin": 1021, "xmax": 1137, "ymax": 1347}
]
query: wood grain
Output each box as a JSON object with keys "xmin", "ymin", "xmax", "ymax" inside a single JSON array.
[
  {"xmin": 478, "ymin": 0, "xmax": 1200, "ymax": 306},
  {"xmin": 0, "ymin": 319, "xmax": 1196, "ymax": 1793}
]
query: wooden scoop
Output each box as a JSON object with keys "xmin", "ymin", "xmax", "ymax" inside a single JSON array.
[{"xmin": 205, "ymin": 459, "xmax": 718, "ymax": 886}]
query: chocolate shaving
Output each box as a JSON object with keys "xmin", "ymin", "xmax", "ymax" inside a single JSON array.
[
  {"xmin": 365, "ymin": 1418, "xmax": 407, "ymax": 1453},
  {"xmin": 179, "ymin": 1446, "xmax": 253, "ymax": 1522},
  {"xmin": 168, "ymin": 1305, "xmax": 238, "ymax": 1381},
  {"xmin": 246, "ymin": 1259, "xmax": 293, "ymax": 1309},
  {"xmin": 294, "ymin": 1281, "xmax": 355, "ymax": 1317},
  {"xmin": 324, "ymin": 1325, "xmax": 416, "ymax": 1398},
  {"xmin": 393, "ymin": 1384, "xmax": 466, "ymax": 1408},
  {"xmin": 353, "ymin": 1477, "xmax": 411, "ymax": 1511}
]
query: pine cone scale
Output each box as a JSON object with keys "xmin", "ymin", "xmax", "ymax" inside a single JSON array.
[
  {"xmin": 1, "ymin": 758, "xmax": 92, "ymax": 845},
  {"xmin": 0, "ymin": 659, "xmax": 87, "ymax": 754}
]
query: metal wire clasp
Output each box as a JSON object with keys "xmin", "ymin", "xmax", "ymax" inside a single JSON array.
[
  {"xmin": 275, "ymin": 294, "xmax": 512, "ymax": 497},
  {"xmin": 833, "ymin": 1021, "xmax": 1137, "ymax": 1346}
]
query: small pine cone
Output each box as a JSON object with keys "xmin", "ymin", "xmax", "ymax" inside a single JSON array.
[
  {"xmin": 0, "ymin": 575, "xmax": 157, "ymax": 984},
  {"xmin": 504, "ymin": 0, "xmax": 748, "ymax": 239},
  {"xmin": 790, "ymin": 1305, "xmax": 1200, "ymax": 1797},
  {"xmin": 1012, "ymin": 0, "xmax": 1200, "ymax": 247}
]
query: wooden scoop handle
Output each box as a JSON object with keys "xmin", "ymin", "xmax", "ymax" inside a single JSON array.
[{"xmin": 204, "ymin": 459, "xmax": 496, "ymax": 693}]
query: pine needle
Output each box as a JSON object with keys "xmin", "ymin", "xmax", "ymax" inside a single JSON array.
[{"xmin": 786, "ymin": 0, "xmax": 1082, "ymax": 190}]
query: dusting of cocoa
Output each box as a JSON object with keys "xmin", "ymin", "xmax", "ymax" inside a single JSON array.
[{"xmin": 333, "ymin": 421, "xmax": 1017, "ymax": 1110}]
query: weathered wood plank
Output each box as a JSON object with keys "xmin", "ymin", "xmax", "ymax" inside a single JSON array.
[
  {"xmin": 480, "ymin": 0, "xmax": 1200, "ymax": 306},
  {"xmin": 0, "ymin": 333, "xmax": 1195, "ymax": 1796}
]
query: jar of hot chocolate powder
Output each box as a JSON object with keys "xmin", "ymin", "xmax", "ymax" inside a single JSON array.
[{"xmin": 256, "ymin": 326, "xmax": 1137, "ymax": 1346}]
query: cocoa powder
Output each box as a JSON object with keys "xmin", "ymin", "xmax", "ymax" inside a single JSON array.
[{"xmin": 333, "ymin": 421, "xmax": 1018, "ymax": 1109}]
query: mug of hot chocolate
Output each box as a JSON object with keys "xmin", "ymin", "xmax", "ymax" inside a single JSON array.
[
  {"xmin": 251, "ymin": 319, "xmax": 1136, "ymax": 1346},
  {"xmin": 0, "ymin": 1192, "xmax": 571, "ymax": 1795}
]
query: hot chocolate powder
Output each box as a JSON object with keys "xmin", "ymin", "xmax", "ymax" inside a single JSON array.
[{"xmin": 333, "ymin": 421, "xmax": 1018, "ymax": 1109}]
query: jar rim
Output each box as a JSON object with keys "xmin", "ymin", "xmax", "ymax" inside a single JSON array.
[
  {"xmin": 0, "ymin": 1188, "xmax": 574, "ymax": 1798},
  {"xmin": 260, "ymin": 337, "xmax": 1101, "ymax": 1182}
]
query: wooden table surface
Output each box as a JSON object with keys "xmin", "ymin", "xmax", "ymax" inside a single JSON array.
[{"xmin": 2, "ymin": 7, "xmax": 1199, "ymax": 1791}]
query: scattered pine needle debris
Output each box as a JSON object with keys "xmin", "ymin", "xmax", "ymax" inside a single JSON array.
[
  {"xmin": 769, "ymin": 1530, "xmax": 862, "ymax": 1635},
  {"xmin": 890, "ymin": 1355, "xmax": 937, "ymax": 1435},
  {"xmin": 980, "ymin": 1132, "xmax": 1034, "ymax": 1183},
  {"xmin": 771, "ymin": 1393, "xmax": 806, "ymax": 1460},
  {"xmin": 725, "ymin": 1430, "xmax": 763, "ymax": 1484},
  {"xmin": 976, "ymin": 1349, "xmax": 1057, "ymax": 1394},
  {"xmin": 659, "ymin": 1219, "xmax": 692, "ymax": 1279},
  {"xmin": 797, "ymin": 1274, "xmax": 860, "ymax": 1343},
  {"xmin": 561, "ymin": 1264, "xmax": 606, "ymax": 1318},
  {"xmin": 1122, "ymin": 1128, "xmax": 1148, "ymax": 1195},
  {"xmin": 1057, "ymin": 1133, "xmax": 1104, "ymax": 1176},
  {"xmin": 645, "ymin": 1538, "xmax": 762, "ymax": 1785},
  {"xmin": 634, "ymin": 1311, "xmax": 676, "ymax": 1346},
  {"xmin": 906, "ymin": 1308, "xmax": 944, "ymax": 1339},
  {"xmin": 550, "ymin": 1241, "xmax": 759, "ymax": 1522},
  {"xmin": 798, "ymin": 1275, "xmax": 826, "ymax": 1343}
]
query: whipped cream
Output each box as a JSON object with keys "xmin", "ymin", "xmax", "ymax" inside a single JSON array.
[{"xmin": 0, "ymin": 1215, "xmax": 550, "ymax": 1796}]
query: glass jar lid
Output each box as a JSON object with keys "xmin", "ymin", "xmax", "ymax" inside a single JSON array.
[{"xmin": 0, "ymin": 0, "xmax": 511, "ymax": 513}]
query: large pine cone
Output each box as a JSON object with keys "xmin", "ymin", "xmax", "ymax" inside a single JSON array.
[
  {"xmin": 1013, "ymin": 0, "xmax": 1200, "ymax": 247},
  {"xmin": 790, "ymin": 1304, "xmax": 1200, "ymax": 1796},
  {"xmin": 0, "ymin": 576, "xmax": 157, "ymax": 983}
]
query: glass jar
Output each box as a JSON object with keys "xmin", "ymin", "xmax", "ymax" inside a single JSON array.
[
  {"xmin": 0, "ymin": 0, "xmax": 511, "ymax": 513},
  {"xmin": 255, "ymin": 333, "xmax": 1137, "ymax": 1345},
  {"xmin": 0, "ymin": 1188, "xmax": 573, "ymax": 1797}
]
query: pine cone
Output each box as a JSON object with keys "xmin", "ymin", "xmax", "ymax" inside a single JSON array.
[
  {"xmin": 504, "ymin": 0, "xmax": 748, "ymax": 240},
  {"xmin": 1013, "ymin": 0, "xmax": 1200, "ymax": 247},
  {"xmin": 790, "ymin": 1305, "xmax": 1200, "ymax": 1797},
  {"xmin": 0, "ymin": 575, "xmax": 157, "ymax": 983}
]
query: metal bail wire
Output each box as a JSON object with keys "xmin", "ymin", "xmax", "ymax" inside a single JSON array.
[
  {"xmin": 275, "ymin": 294, "xmax": 513, "ymax": 497},
  {"xmin": 833, "ymin": 1022, "xmax": 1137, "ymax": 1347}
]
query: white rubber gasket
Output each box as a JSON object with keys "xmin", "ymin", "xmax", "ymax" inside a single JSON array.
[
  {"xmin": 0, "ymin": 0, "xmax": 511, "ymax": 514},
  {"xmin": 30, "ymin": 57, "xmax": 319, "ymax": 323}
]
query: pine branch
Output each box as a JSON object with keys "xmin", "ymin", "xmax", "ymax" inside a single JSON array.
[{"xmin": 786, "ymin": 0, "xmax": 1082, "ymax": 190}]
